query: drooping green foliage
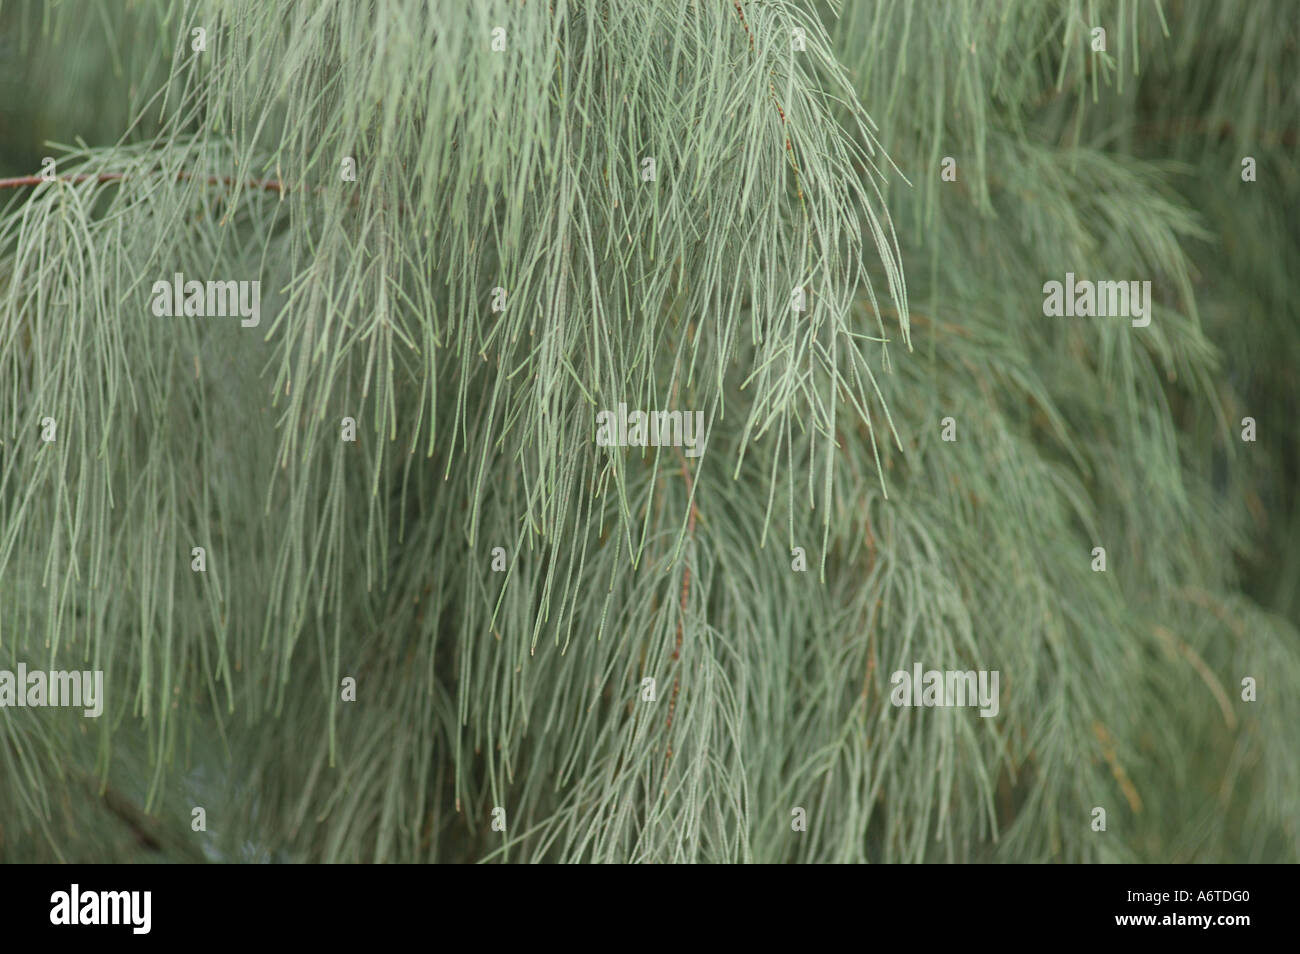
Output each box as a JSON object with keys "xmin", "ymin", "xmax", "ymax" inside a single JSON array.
[{"xmin": 0, "ymin": 0, "xmax": 1296, "ymax": 863}]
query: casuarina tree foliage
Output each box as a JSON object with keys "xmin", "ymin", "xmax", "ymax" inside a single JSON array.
[{"xmin": 0, "ymin": 0, "xmax": 1296, "ymax": 863}]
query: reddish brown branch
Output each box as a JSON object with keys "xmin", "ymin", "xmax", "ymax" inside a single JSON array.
[
  {"xmin": 731, "ymin": 0, "xmax": 756, "ymax": 51},
  {"xmin": 730, "ymin": 1, "xmax": 805, "ymax": 206}
]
